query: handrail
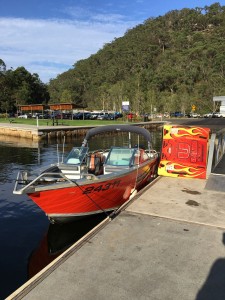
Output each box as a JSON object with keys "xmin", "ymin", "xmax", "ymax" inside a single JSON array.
[{"xmin": 13, "ymin": 171, "xmax": 74, "ymax": 194}]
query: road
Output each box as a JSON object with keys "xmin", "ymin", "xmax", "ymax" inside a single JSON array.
[{"xmin": 168, "ymin": 117, "xmax": 225, "ymax": 131}]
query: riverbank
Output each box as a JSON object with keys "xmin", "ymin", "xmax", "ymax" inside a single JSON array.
[{"xmin": 0, "ymin": 121, "xmax": 166, "ymax": 141}]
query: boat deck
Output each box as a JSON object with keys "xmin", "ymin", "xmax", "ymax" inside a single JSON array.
[{"xmin": 7, "ymin": 172, "xmax": 225, "ymax": 300}]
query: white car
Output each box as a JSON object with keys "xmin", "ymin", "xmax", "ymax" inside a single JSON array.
[
  {"xmin": 213, "ymin": 112, "xmax": 225, "ymax": 118},
  {"xmin": 18, "ymin": 114, "xmax": 28, "ymax": 119},
  {"xmin": 203, "ymin": 113, "xmax": 213, "ymax": 118},
  {"xmin": 191, "ymin": 113, "xmax": 200, "ymax": 118}
]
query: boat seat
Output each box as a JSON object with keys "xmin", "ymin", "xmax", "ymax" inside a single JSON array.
[
  {"xmin": 87, "ymin": 152, "xmax": 104, "ymax": 175},
  {"xmin": 134, "ymin": 149, "xmax": 148, "ymax": 165}
]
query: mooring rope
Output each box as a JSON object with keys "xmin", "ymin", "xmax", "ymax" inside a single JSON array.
[
  {"xmin": 134, "ymin": 134, "xmax": 140, "ymax": 190},
  {"xmin": 73, "ymin": 180, "xmax": 111, "ymax": 218}
]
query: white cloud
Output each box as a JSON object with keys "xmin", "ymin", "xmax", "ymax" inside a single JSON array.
[{"xmin": 0, "ymin": 16, "xmax": 137, "ymax": 83}]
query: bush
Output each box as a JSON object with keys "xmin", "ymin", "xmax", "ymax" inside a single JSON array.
[{"xmin": 0, "ymin": 113, "xmax": 9, "ymax": 118}]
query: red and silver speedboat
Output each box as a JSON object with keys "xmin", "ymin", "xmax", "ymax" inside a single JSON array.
[{"xmin": 13, "ymin": 125, "xmax": 159, "ymax": 223}]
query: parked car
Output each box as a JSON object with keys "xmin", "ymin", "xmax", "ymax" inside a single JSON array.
[
  {"xmin": 203, "ymin": 112, "xmax": 213, "ymax": 118},
  {"xmin": 212, "ymin": 112, "xmax": 225, "ymax": 118},
  {"xmin": 115, "ymin": 112, "xmax": 123, "ymax": 119},
  {"xmin": 97, "ymin": 113, "xmax": 106, "ymax": 120},
  {"xmin": 73, "ymin": 112, "xmax": 81, "ymax": 119},
  {"xmin": 89, "ymin": 113, "xmax": 100, "ymax": 119},
  {"xmin": 187, "ymin": 113, "xmax": 201, "ymax": 118},
  {"xmin": 40, "ymin": 113, "xmax": 50, "ymax": 119},
  {"xmin": 74, "ymin": 112, "xmax": 91, "ymax": 120},
  {"xmin": 170, "ymin": 112, "xmax": 184, "ymax": 118},
  {"xmin": 62, "ymin": 113, "xmax": 72, "ymax": 119},
  {"xmin": 101, "ymin": 113, "xmax": 114, "ymax": 120},
  {"xmin": 18, "ymin": 114, "xmax": 28, "ymax": 119}
]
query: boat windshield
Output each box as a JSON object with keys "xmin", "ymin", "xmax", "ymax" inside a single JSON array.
[
  {"xmin": 65, "ymin": 147, "xmax": 88, "ymax": 165},
  {"xmin": 105, "ymin": 147, "xmax": 135, "ymax": 166}
]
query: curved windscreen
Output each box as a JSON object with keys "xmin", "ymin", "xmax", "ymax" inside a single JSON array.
[
  {"xmin": 105, "ymin": 147, "xmax": 135, "ymax": 166},
  {"xmin": 65, "ymin": 147, "xmax": 88, "ymax": 164}
]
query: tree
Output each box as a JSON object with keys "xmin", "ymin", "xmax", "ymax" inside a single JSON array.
[
  {"xmin": 0, "ymin": 64, "xmax": 49, "ymax": 112},
  {"xmin": 61, "ymin": 89, "xmax": 73, "ymax": 103},
  {"xmin": 0, "ymin": 59, "xmax": 6, "ymax": 72}
]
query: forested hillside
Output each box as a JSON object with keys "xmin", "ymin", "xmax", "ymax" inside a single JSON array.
[
  {"xmin": 1, "ymin": 2, "xmax": 225, "ymax": 115},
  {"xmin": 48, "ymin": 2, "xmax": 225, "ymax": 115}
]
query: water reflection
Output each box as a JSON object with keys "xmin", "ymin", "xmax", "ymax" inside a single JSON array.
[
  {"xmin": 0, "ymin": 135, "xmax": 39, "ymax": 148},
  {"xmin": 28, "ymin": 213, "xmax": 107, "ymax": 279}
]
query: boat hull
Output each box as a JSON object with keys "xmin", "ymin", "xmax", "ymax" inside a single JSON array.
[{"xmin": 28, "ymin": 159, "xmax": 157, "ymax": 223}]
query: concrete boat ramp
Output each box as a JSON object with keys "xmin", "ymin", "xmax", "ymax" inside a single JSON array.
[{"xmin": 7, "ymin": 171, "xmax": 225, "ymax": 300}]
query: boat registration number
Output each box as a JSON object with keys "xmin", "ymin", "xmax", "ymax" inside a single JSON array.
[{"xmin": 82, "ymin": 180, "xmax": 121, "ymax": 194}]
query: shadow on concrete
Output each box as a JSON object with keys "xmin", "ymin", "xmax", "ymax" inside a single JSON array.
[
  {"xmin": 205, "ymin": 173, "xmax": 225, "ymax": 192},
  {"xmin": 196, "ymin": 232, "xmax": 225, "ymax": 300}
]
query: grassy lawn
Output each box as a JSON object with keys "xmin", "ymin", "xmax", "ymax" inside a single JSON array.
[{"xmin": 0, "ymin": 117, "xmax": 133, "ymax": 126}]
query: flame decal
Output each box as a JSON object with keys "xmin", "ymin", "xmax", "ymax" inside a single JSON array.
[
  {"xmin": 158, "ymin": 160, "xmax": 206, "ymax": 178},
  {"xmin": 158, "ymin": 125, "xmax": 210, "ymax": 179},
  {"xmin": 163, "ymin": 125, "xmax": 210, "ymax": 140}
]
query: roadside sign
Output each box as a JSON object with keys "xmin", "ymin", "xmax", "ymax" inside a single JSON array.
[{"xmin": 122, "ymin": 101, "xmax": 129, "ymax": 112}]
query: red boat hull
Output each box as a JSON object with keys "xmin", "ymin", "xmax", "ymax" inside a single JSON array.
[{"xmin": 28, "ymin": 160, "xmax": 157, "ymax": 222}]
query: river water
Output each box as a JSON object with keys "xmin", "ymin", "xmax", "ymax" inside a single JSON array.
[{"xmin": 0, "ymin": 129, "xmax": 162, "ymax": 299}]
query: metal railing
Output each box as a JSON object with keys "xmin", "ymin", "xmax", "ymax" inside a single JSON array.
[
  {"xmin": 207, "ymin": 128, "xmax": 225, "ymax": 177},
  {"xmin": 13, "ymin": 171, "xmax": 74, "ymax": 194}
]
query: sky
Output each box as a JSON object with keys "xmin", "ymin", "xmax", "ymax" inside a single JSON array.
[{"xmin": 1, "ymin": 0, "xmax": 225, "ymax": 83}]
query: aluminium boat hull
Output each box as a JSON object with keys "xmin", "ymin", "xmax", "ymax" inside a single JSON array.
[{"xmin": 28, "ymin": 159, "xmax": 157, "ymax": 223}]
